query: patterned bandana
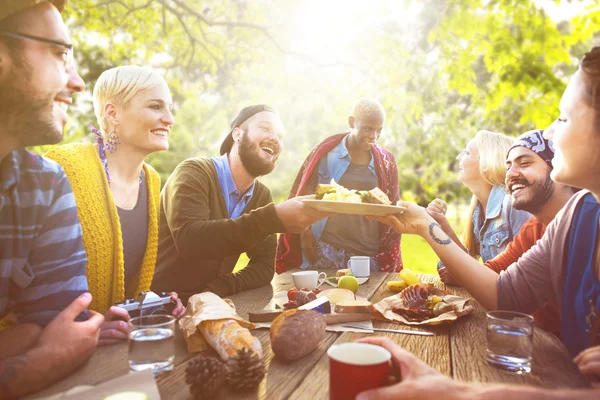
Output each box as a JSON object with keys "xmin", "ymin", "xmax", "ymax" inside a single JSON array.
[{"xmin": 507, "ymin": 129, "xmax": 554, "ymax": 168}]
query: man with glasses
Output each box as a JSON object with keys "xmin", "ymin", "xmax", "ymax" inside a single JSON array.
[{"xmin": 0, "ymin": 1, "xmax": 104, "ymax": 397}]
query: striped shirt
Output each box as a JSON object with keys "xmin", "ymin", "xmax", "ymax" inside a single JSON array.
[{"xmin": 0, "ymin": 149, "xmax": 88, "ymax": 326}]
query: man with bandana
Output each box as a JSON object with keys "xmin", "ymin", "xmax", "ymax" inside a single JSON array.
[
  {"xmin": 153, "ymin": 105, "xmax": 331, "ymax": 302},
  {"xmin": 0, "ymin": 1, "xmax": 104, "ymax": 397},
  {"xmin": 431, "ymin": 130, "xmax": 575, "ymax": 336}
]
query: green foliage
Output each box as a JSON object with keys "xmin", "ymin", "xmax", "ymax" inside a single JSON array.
[{"xmin": 31, "ymin": 0, "xmax": 600, "ymax": 206}]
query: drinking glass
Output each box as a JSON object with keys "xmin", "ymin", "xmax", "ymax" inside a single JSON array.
[
  {"xmin": 486, "ymin": 310, "xmax": 534, "ymax": 374},
  {"xmin": 128, "ymin": 314, "xmax": 176, "ymax": 374}
]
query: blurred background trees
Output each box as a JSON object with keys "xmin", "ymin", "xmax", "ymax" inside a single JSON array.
[{"xmin": 45, "ymin": 0, "xmax": 599, "ymax": 205}]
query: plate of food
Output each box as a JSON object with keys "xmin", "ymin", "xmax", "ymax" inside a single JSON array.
[
  {"xmin": 301, "ymin": 180, "xmax": 407, "ymax": 216},
  {"xmin": 324, "ymin": 269, "xmax": 369, "ymax": 287}
]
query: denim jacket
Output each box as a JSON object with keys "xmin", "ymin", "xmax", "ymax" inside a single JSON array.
[
  {"xmin": 301, "ymin": 136, "xmax": 377, "ymax": 268},
  {"xmin": 438, "ymin": 185, "xmax": 531, "ymax": 269}
]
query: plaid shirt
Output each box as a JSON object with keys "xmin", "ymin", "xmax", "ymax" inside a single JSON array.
[{"xmin": 0, "ymin": 149, "xmax": 88, "ymax": 326}]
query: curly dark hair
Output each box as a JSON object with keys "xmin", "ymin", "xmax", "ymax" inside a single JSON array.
[{"xmin": 580, "ymin": 46, "xmax": 600, "ymax": 128}]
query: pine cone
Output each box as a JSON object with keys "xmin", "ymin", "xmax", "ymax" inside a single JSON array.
[
  {"xmin": 185, "ymin": 355, "xmax": 227, "ymax": 399},
  {"xmin": 226, "ymin": 348, "xmax": 266, "ymax": 391}
]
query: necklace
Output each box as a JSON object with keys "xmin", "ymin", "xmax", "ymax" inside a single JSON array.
[{"xmin": 91, "ymin": 125, "xmax": 142, "ymax": 190}]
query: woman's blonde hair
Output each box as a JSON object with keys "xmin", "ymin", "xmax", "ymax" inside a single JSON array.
[
  {"xmin": 461, "ymin": 130, "xmax": 515, "ymax": 257},
  {"xmin": 93, "ymin": 66, "xmax": 166, "ymax": 133}
]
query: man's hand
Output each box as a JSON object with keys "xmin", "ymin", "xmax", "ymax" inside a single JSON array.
[
  {"xmin": 355, "ymin": 337, "xmax": 473, "ymax": 400},
  {"xmin": 98, "ymin": 306, "xmax": 130, "ymax": 346},
  {"xmin": 38, "ymin": 293, "xmax": 104, "ymax": 365},
  {"xmin": 275, "ymin": 196, "xmax": 333, "ymax": 233},
  {"xmin": 301, "ymin": 229, "xmax": 319, "ymax": 262},
  {"xmin": 170, "ymin": 292, "xmax": 186, "ymax": 319},
  {"xmin": 574, "ymin": 345, "xmax": 600, "ymax": 386},
  {"xmin": 0, "ymin": 323, "xmax": 42, "ymax": 359},
  {"xmin": 0, "ymin": 294, "xmax": 103, "ymax": 398},
  {"xmin": 439, "ymin": 267, "xmax": 460, "ymax": 286},
  {"xmin": 367, "ymin": 201, "xmax": 434, "ymax": 237}
]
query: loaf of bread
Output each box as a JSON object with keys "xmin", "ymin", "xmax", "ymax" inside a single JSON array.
[
  {"xmin": 198, "ymin": 318, "xmax": 263, "ymax": 362},
  {"xmin": 270, "ymin": 309, "xmax": 326, "ymax": 361}
]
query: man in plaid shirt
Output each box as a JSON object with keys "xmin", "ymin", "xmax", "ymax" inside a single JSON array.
[{"xmin": 0, "ymin": 1, "xmax": 104, "ymax": 397}]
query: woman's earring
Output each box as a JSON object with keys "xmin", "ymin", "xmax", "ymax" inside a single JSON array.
[{"xmin": 106, "ymin": 127, "xmax": 120, "ymax": 153}]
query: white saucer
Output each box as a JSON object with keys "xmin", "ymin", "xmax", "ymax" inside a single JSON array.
[{"xmin": 324, "ymin": 277, "xmax": 369, "ymax": 287}]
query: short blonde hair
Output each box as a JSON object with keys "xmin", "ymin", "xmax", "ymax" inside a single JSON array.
[
  {"xmin": 93, "ymin": 66, "xmax": 167, "ymax": 133},
  {"xmin": 350, "ymin": 98, "xmax": 386, "ymax": 121},
  {"xmin": 462, "ymin": 130, "xmax": 514, "ymax": 257}
]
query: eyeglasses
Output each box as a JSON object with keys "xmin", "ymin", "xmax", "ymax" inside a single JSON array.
[{"xmin": 0, "ymin": 31, "xmax": 73, "ymax": 70}]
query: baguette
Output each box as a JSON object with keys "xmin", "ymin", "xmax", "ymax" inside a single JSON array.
[{"xmin": 198, "ymin": 319, "xmax": 263, "ymax": 361}]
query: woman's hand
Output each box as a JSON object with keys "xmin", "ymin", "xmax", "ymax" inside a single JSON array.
[
  {"xmin": 170, "ymin": 292, "xmax": 186, "ymax": 319},
  {"xmin": 426, "ymin": 198, "xmax": 451, "ymax": 230},
  {"xmin": 368, "ymin": 201, "xmax": 434, "ymax": 237},
  {"xmin": 439, "ymin": 267, "xmax": 460, "ymax": 286},
  {"xmin": 98, "ymin": 306, "xmax": 130, "ymax": 346},
  {"xmin": 574, "ymin": 345, "xmax": 600, "ymax": 386}
]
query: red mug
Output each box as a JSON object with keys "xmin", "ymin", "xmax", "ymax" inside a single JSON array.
[{"xmin": 328, "ymin": 342, "xmax": 391, "ymax": 400}]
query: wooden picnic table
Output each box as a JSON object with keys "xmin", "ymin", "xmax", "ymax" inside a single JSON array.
[{"xmin": 33, "ymin": 270, "xmax": 590, "ymax": 399}]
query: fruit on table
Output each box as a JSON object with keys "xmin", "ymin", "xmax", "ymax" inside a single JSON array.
[
  {"xmin": 399, "ymin": 269, "xmax": 421, "ymax": 286},
  {"xmin": 386, "ymin": 279, "xmax": 408, "ymax": 293},
  {"xmin": 287, "ymin": 288, "xmax": 298, "ymax": 302},
  {"xmin": 337, "ymin": 275, "xmax": 359, "ymax": 293},
  {"xmin": 316, "ymin": 288, "xmax": 356, "ymax": 304}
]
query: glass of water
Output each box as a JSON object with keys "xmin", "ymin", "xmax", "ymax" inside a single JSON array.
[
  {"xmin": 486, "ymin": 310, "xmax": 534, "ymax": 374},
  {"xmin": 128, "ymin": 314, "xmax": 176, "ymax": 374}
]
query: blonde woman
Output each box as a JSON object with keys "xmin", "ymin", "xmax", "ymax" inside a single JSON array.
[
  {"xmin": 431, "ymin": 131, "xmax": 531, "ymax": 284},
  {"xmin": 45, "ymin": 66, "xmax": 184, "ymax": 346}
]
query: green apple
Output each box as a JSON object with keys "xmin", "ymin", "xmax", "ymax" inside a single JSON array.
[{"xmin": 337, "ymin": 275, "xmax": 359, "ymax": 294}]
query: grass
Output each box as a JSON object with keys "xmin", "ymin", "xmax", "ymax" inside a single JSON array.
[{"xmin": 233, "ymin": 203, "xmax": 467, "ymax": 275}]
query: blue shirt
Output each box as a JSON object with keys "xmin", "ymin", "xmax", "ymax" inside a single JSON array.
[
  {"xmin": 0, "ymin": 150, "xmax": 89, "ymax": 326},
  {"xmin": 211, "ymin": 154, "xmax": 256, "ymax": 219},
  {"xmin": 438, "ymin": 185, "xmax": 531, "ymax": 269},
  {"xmin": 562, "ymin": 193, "xmax": 600, "ymax": 356},
  {"xmin": 302, "ymin": 135, "xmax": 377, "ymax": 268}
]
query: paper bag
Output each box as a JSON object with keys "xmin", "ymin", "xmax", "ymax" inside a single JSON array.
[{"xmin": 178, "ymin": 292, "xmax": 255, "ymax": 353}]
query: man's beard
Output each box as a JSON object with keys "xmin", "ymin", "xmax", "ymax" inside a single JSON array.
[
  {"xmin": 511, "ymin": 175, "xmax": 555, "ymax": 214},
  {"xmin": 238, "ymin": 131, "xmax": 277, "ymax": 177},
  {"xmin": 0, "ymin": 61, "xmax": 63, "ymax": 148}
]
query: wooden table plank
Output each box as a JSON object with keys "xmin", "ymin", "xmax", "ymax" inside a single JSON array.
[
  {"xmin": 449, "ymin": 285, "xmax": 590, "ymax": 389},
  {"xmin": 290, "ymin": 273, "xmax": 451, "ymax": 400},
  {"xmin": 32, "ymin": 271, "xmax": 592, "ymax": 399}
]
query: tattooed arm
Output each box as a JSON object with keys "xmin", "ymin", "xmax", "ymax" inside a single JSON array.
[
  {"xmin": 423, "ymin": 222, "xmax": 499, "ymax": 309},
  {"xmin": 368, "ymin": 202, "xmax": 500, "ymax": 310},
  {"xmin": 0, "ymin": 294, "xmax": 104, "ymax": 399}
]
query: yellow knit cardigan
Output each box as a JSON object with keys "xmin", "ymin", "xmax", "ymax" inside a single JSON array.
[{"xmin": 45, "ymin": 143, "xmax": 160, "ymax": 314}]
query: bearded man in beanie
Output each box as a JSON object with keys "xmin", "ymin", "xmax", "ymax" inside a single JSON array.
[
  {"xmin": 153, "ymin": 105, "xmax": 331, "ymax": 302},
  {"xmin": 432, "ymin": 130, "xmax": 575, "ymax": 337},
  {"xmin": 0, "ymin": 1, "xmax": 104, "ymax": 397}
]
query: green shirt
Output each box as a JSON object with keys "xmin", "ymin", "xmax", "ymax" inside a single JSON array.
[{"xmin": 152, "ymin": 157, "xmax": 285, "ymax": 302}]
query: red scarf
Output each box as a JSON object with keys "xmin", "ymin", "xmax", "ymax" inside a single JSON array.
[{"xmin": 275, "ymin": 133, "xmax": 403, "ymax": 273}]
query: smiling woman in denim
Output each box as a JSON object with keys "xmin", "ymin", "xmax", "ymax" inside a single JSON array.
[{"xmin": 430, "ymin": 130, "xmax": 531, "ymax": 285}]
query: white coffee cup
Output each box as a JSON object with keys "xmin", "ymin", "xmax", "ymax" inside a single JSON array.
[
  {"xmin": 347, "ymin": 256, "xmax": 371, "ymax": 277},
  {"xmin": 292, "ymin": 270, "xmax": 327, "ymax": 290}
]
